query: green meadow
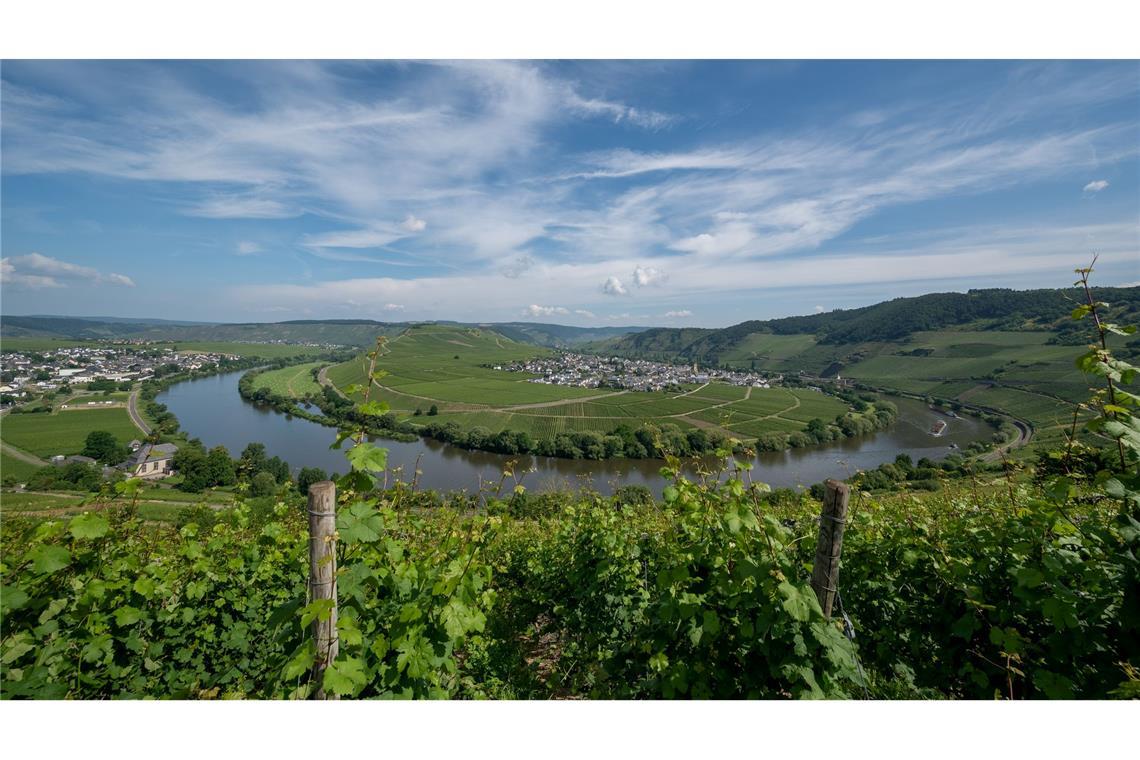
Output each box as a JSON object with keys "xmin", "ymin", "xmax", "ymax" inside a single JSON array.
[
  {"xmin": 0, "ymin": 407, "xmax": 142, "ymax": 458},
  {"xmin": 252, "ymin": 362, "xmax": 325, "ymax": 398}
]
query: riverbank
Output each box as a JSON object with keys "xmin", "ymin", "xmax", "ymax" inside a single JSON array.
[{"xmin": 158, "ymin": 370, "xmax": 997, "ymax": 495}]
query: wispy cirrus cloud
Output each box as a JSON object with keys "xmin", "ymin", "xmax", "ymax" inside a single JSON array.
[{"xmin": 2, "ymin": 61, "xmax": 1137, "ymax": 324}]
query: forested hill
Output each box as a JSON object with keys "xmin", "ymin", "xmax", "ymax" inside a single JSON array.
[
  {"xmin": 594, "ymin": 286, "xmax": 1140, "ymax": 360},
  {"xmin": 0, "ymin": 314, "xmax": 652, "ymax": 349}
]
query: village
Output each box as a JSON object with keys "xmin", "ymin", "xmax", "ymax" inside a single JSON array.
[
  {"xmin": 494, "ymin": 352, "xmax": 779, "ymax": 392},
  {"xmin": 0, "ymin": 345, "xmax": 240, "ymax": 406}
]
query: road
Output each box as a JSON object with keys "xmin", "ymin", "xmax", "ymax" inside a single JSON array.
[
  {"xmin": 126, "ymin": 389, "xmax": 152, "ymax": 435},
  {"xmin": 316, "ymin": 364, "xmax": 346, "ymax": 398},
  {"xmin": 983, "ymin": 419, "xmax": 1033, "ymax": 462}
]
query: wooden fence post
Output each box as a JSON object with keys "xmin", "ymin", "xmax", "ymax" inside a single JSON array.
[
  {"xmin": 810, "ymin": 479, "xmax": 850, "ymax": 618},
  {"xmin": 307, "ymin": 480, "xmax": 339, "ymax": 699}
]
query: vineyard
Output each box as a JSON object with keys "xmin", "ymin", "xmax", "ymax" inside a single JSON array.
[{"xmin": 2, "ymin": 447, "xmax": 1136, "ymax": 699}]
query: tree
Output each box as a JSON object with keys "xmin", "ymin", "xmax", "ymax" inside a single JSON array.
[
  {"xmin": 239, "ymin": 442, "xmax": 268, "ymax": 477},
  {"xmin": 250, "ymin": 471, "xmax": 277, "ymax": 497},
  {"xmin": 82, "ymin": 430, "xmax": 128, "ymax": 465},
  {"xmin": 265, "ymin": 456, "xmax": 290, "ymax": 484},
  {"xmin": 427, "ymin": 405, "xmax": 439, "ymax": 416},
  {"xmin": 174, "ymin": 444, "xmax": 210, "ymax": 493},
  {"xmin": 205, "ymin": 446, "xmax": 237, "ymax": 487},
  {"xmin": 296, "ymin": 467, "xmax": 329, "ymax": 495}
]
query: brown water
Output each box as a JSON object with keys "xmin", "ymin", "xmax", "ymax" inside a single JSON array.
[{"xmin": 158, "ymin": 371, "xmax": 993, "ymax": 496}]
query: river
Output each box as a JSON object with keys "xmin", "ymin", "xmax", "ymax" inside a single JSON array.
[{"xmin": 157, "ymin": 371, "xmax": 993, "ymax": 496}]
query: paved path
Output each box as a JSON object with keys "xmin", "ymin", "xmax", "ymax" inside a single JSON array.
[{"xmin": 126, "ymin": 390, "xmax": 151, "ymax": 435}]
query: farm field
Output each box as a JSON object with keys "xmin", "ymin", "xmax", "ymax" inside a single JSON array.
[
  {"xmin": 0, "ymin": 407, "xmax": 142, "ymax": 458},
  {"xmin": 330, "ymin": 325, "xmax": 852, "ymax": 441},
  {"xmin": 253, "ymin": 362, "xmax": 325, "ymax": 398}
]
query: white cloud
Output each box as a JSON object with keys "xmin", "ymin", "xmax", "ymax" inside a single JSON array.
[
  {"xmin": 101, "ymin": 273, "xmax": 136, "ymax": 287},
  {"xmin": 814, "ymin": 305, "xmax": 825, "ymax": 313},
  {"xmin": 400, "ymin": 214, "xmax": 427, "ymax": 232},
  {"xmin": 564, "ymin": 93, "xmax": 675, "ymax": 130},
  {"xmin": 236, "ymin": 241, "xmax": 263, "ymax": 255},
  {"xmin": 574, "ymin": 309, "xmax": 596, "ymax": 318},
  {"xmin": 0, "ymin": 252, "xmax": 134, "ymax": 289},
  {"xmin": 602, "ymin": 276, "xmax": 628, "ymax": 296},
  {"xmin": 632, "ymin": 265, "xmax": 667, "ymax": 287},
  {"xmin": 663, "ymin": 310, "xmax": 692, "ymax": 318},
  {"xmin": 671, "ymin": 221, "xmax": 757, "ymax": 257},
  {"xmin": 1084, "ymin": 179, "xmax": 1110, "ymax": 193},
  {"xmin": 0, "ymin": 258, "xmax": 63, "ymax": 289},
  {"xmin": 382, "ymin": 303, "xmax": 405, "ymax": 312},
  {"xmin": 524, "ymin": 304, "xmax": 570, "ymax": 317}
]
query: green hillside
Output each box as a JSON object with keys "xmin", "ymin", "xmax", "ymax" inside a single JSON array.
[
  {"xmin": 1, "ymin": 315, "xmax": 650, "ymax": 349},
  {"xmin": 590, "ymin": 287, "xmax": 1140, "ymax": 451},
  {"xmin": 326, "ymin": 324, "xmax": 858, "ymax": 451}
]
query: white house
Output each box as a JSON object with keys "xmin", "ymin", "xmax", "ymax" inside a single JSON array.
[{"xmin": 123, "ymin": 443, "xmax": 178, "ymax": 479}]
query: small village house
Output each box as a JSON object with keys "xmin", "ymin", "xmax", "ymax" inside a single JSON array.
[{"xmin": 123, "ymin": 443, "xmax": 178, "ymax": 479}]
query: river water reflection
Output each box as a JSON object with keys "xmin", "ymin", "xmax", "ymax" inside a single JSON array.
[{"xmin": 158, "ymin": 371, "xmax": 993, "ymax": 496}]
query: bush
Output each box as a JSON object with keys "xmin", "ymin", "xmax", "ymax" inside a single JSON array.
[{"xmin": 250, "ymin": 471, "xmax": 278, "ymax": 497}]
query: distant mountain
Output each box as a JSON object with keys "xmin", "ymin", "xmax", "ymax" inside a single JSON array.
[
  {"xmin": 487, "ymin": 322, "xmax": 653, "ymax": 348},
  {"xmin": 19, "ymin": 315, "xmax": 216, "ymax": 326}
]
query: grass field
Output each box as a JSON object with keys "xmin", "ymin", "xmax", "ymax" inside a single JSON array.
[
  {"xmin": 253, "ymin": 362, "xmax": 325, "ymax": 398},
  {"xmin": 1, "ymin": 407, "xmax": 142, "ymax": 457},
  {"xmin": 1, "ymin": 452, "xmax": 43, "ymax": 481},
  {"xmin": 0, "ymin": 491, "xmax": 89, "ymax": 511},
  {"xmin": 328, "ymin": 325, "xmax": 852, "ymax": 442}
]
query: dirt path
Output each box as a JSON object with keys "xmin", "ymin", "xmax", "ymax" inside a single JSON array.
[
  {"xmin": 126, "ymin": 389, "xmax": 152, "ymax": 435},
  {"xmin": 0, "ymin": 441, "xmax": 48, "ymax": 467},
  {"xmin": 501, "ymin": 390, "xmax": 630, "ymax": 411},
  {"xmin": 673, "ymin": 382, "xmax": 710, "ymax": 398}
]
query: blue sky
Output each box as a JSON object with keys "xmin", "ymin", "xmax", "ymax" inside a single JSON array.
[{"xmin": 1, "ymin": 60, "xmax": 1137, "ymax": 327}]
